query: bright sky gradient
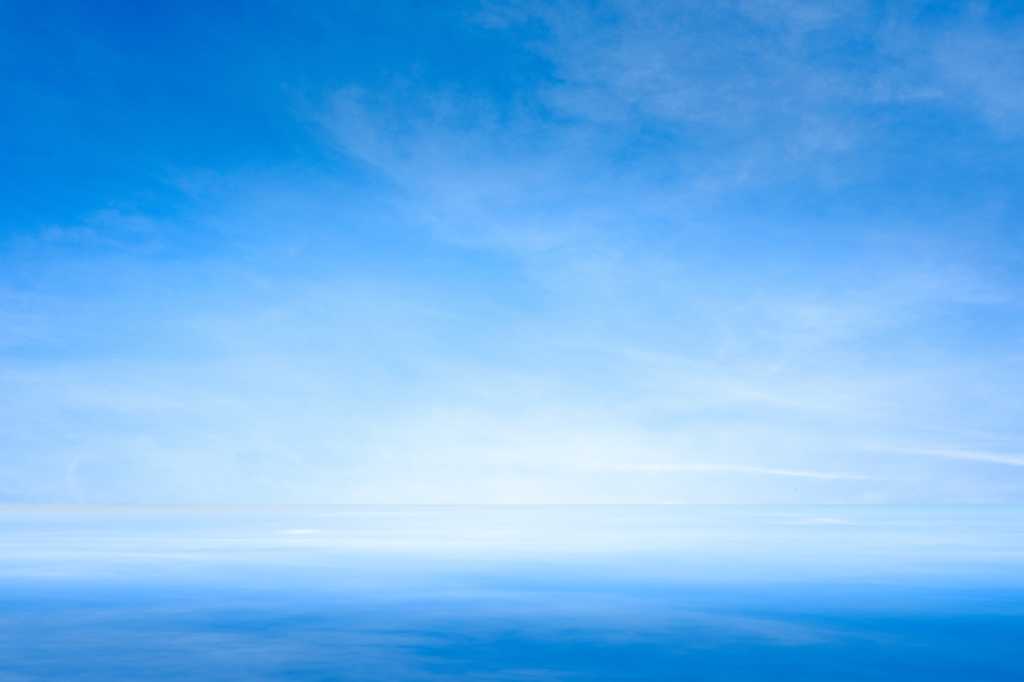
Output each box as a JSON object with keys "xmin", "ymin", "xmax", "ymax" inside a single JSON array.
[{"xmin": 2, "ymin": 1, "xmax": 1023, "ymax": 504}]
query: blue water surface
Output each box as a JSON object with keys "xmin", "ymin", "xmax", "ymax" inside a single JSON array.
[{"xmin": 1, "ymin": 506, "xmax": 1022, "ymax": 681}]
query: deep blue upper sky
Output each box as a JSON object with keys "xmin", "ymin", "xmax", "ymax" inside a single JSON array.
[{"xmin": 1, "ymin": 1, "xmax": 1023, "ymax": 504}]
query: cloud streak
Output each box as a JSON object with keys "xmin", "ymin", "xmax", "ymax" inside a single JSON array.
[{"xmin": 1, "ymin": 0, "xmax": 1023, "ymax": 504}]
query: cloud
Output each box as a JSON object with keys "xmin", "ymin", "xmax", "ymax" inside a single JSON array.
[
  {"xmin": 3, "ymin": 163, "xmax": 1020, "ymax": 504},
  {"xmin": 2, "ymin": 1, "xmax": 1023, "ymax": 505},
  {"xmin": 35, "ymin": 208, "xmax": 166, "ymax": 252},
  {"xmin": 876, "ymin": 446, "xmax": 1024, "ymax": 468},
  {"xmin": 479, "ymin": 0, "xmax": 1024, "ymax": 202},
  {"xmin": 602, "ymin": 463, "xmax": 870, "ymax": 481},
  {"xmin": 321, "ymin": 86, "xmax": 609, "ymax": 254},
  {"xmin": 533, "ymin": 1, "xmax": 864, "ymax": 126},
  {"xmin": 928, "ymin": 7, "xmax": 1024, "ymax": 134},
  {"xmin": 475, "ymin": 0, "xmax": 874, "ymax": 198}
]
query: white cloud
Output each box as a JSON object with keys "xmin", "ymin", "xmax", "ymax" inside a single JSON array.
[
  {"xmin": 601, "ymin": 463, "xmax": 870, "ymax": 481},
  {"xmin": 3, "ymin": 2, "xmax": 1023, "ymax": 505},
  {"xmin": 876, "ymin": 446, "xmax": 1024, "ymax": 468}
]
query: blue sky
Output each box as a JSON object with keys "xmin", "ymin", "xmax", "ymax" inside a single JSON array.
[{"xmin": 1, "ymin": 1, "xmax": 1023, "ymax": 504}]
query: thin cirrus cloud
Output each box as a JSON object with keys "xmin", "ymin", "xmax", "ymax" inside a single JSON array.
[
  {"xmin": 872, "ymin": 446, "xmax": 1024, "ymax": 468},
  {"xmin": 602, "ymin": 464, "xmax": 871, "ymax": 481},
  {"xmin": 0, "ymin": 1, "xmax": 1022, "ymax": 504}
]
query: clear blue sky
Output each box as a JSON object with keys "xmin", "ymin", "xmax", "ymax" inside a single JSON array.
[{"xmin": 1, "ymin": 1, "xmax": 1022, "ymax": 504}]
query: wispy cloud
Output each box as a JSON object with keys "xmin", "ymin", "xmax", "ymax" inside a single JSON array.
[
  {"xmin": 876, "ymin": 446, "xmax": 1024, "ymax": 468},
  {"xmin": 479, "ymin": 0, "xmax": 1024, "ymax": 195},
  {"xmin": 924, "ymin": 6, "xmax": 1024, "ymax": 134},
  {"xmin": 602, "ymin": 463, "xmax": 870, "ymax": 481},
  {"xmin": 1, "ymin": 1, "xmax": 1023, "ymax": 504}
]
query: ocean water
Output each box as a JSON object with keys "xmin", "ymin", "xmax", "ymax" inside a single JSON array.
[{"xmin": 1, "ymin": 505, "xmax": 1022, "ymax": 681}]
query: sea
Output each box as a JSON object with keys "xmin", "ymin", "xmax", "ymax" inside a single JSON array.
[{"xmin": 1, "ymin": 505, "xmax": 1022, "ymax": 680}]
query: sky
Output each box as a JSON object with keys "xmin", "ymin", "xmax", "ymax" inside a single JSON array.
[{"xmin": 1, "ymin": 0, "xmax": 1023, "ymax": 505}]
